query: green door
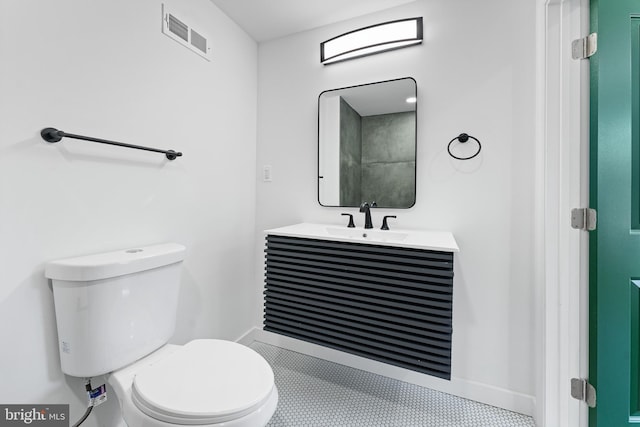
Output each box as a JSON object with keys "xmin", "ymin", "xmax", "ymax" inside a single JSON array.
[{"xmin": 591, "ymin": 1, "xmax": 640, "ymax": 425}]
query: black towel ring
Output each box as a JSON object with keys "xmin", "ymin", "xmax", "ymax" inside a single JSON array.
[{"xmin": 447, "ymin": 133, "xmax": 482, "ymax": 160}]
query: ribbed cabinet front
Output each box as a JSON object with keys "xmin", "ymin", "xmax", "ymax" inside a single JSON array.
[{"xmin": 263, "ymin": 235, "xmax": 454, "ymax": 380}]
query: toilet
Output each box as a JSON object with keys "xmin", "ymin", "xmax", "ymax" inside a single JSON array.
[{"xmin": 45, "ymin": 243, "xmax": 278, "ymax": 427}]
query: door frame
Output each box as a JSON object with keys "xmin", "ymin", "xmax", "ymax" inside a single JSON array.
[{"xmin": 537, "ymin": 0, "xmax": 590, "ymax": 425}]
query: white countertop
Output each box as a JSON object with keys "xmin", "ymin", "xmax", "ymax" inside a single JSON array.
[{"xmin": 265, "ymin": 222, "xmax": 459, "ymax": 252}]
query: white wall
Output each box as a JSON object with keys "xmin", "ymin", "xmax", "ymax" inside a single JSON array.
[
  {"xmin": 318, "ymin": 95, "xmax": 341, "ymax": 205},
  {"xmin": 255, "ymin": 0, "xmax": 537, "ymax": 410},
  {"xmin": 0, "ymin": 0, "xmax": 257, "ymax": 425}
]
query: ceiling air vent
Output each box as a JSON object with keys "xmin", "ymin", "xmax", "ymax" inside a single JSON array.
[{"xmin": 162, "ymin": 4, "xmax": 212, "ymax": 61}]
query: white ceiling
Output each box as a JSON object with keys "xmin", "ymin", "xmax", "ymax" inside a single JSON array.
[
  {"xmin": 210, "ymin": 0, "xmax": 417, "ymax": 42},
  {"xmin": 322, "ymin": 78, "xmax": 417, "ymax": 116}
]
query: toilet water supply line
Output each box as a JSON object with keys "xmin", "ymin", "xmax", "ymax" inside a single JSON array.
[{"xmin": 71, "ymin": 378, "xmax": 94, "ymax": 427}]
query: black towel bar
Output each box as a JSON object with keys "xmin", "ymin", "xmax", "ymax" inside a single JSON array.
[{"xmin": 40, "ymin": 127, "xmax": 182, "ymax": 160}]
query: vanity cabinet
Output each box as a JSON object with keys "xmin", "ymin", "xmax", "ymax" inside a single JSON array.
[{"xmin": 263, "ymin": 234, "xmax": 454, "ymax": 380}]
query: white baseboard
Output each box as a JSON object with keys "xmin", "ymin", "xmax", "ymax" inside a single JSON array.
[
  {"xmin": 238, "ymin": 327, "xmax": 535, "ymax": 417},
  {"xmin": 235, "ymin": 327, "xmax": 258, "ymax": 344}
]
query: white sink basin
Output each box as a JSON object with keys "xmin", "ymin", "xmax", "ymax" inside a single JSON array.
[
  {"xmin": 325, "ymin": 227, "xmax": 408, "ymax": 243},
  {"xmin": 265, "ymin": 223, "xmax": 459, "ymax": 252}
]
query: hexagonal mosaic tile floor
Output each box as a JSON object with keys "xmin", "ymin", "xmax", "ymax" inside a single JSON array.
[{"xmin": 250, "ymin": 342, "xmax": 536, "ymax": 427}]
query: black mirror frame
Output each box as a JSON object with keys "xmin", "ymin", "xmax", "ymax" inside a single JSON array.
[{"xmin": 317, "ymin": 77, "xmax": 417, "ymax": 209}]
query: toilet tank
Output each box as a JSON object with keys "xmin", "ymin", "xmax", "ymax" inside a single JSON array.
[{"xmin": 45, "ymin": 243, "xmax": 186, "ymax": 378}]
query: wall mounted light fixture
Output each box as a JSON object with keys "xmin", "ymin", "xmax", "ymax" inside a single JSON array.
[{"xmin": 320, "ymin": 17, "xmax": 423, "ymax": 65}]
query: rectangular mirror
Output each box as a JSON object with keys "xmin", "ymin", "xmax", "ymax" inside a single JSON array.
[{"xmin": 318, "ymin": 77, "xmax": 417, "ymax": 208}]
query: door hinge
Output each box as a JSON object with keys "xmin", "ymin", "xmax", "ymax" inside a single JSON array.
[
  {"xmin": 571, "ymin": 208, "xmax": 597, "ymax": 231},
  {"xmin": 571, "ymin": 378, "xmax": 596, "ymax": 407},
  {"xmin": 572, "ymin": 33, "xmax": 597, "ymax": 59}
]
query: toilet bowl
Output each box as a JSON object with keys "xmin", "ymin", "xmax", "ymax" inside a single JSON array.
[
  {"xmin": 45, "ymin": 243, "xmax": 278, "ymax": 427},
  {"xmin": 108, "ymin": 340, "xmax": 278, "ymax": 427}
]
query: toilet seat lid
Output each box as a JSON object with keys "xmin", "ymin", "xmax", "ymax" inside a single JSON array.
[{"xmin": 131, "ymin": 339, "xmax": 275, "ymax": 424}]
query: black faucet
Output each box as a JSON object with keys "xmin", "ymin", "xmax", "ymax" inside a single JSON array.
[
  {"xmin": 359, "ymin": 201, "xmax": 377, "ymax": 229},
  {"xmin": 341, "ymin": 213, "xmax": 355, "ymax": 228},
  {"xmin": 381, "ymin": 215, "xmax": 396, "ymax": 230}
]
